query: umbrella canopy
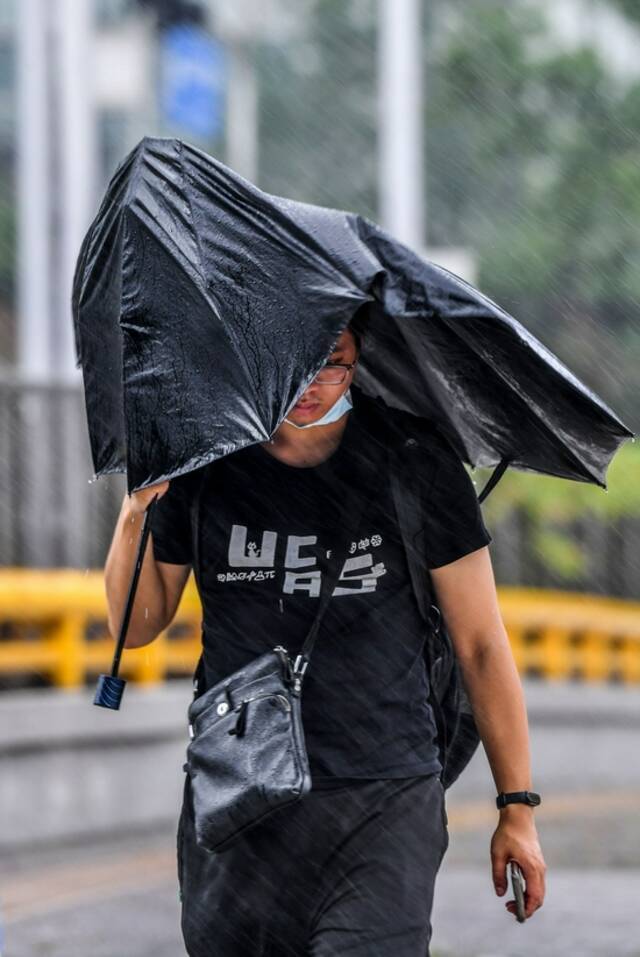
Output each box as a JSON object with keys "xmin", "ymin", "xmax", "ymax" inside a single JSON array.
[{"xmin": 72, "ymin": 136, "xmax": 633, "ymax": 494}]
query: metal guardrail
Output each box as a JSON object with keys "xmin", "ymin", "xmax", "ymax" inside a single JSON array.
[{"xmin": 0, "ymin": 570, "xmax": 639, "ymax": 687}]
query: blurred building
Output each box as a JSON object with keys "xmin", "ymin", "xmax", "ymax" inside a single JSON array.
[
  {"xmin": 0, "ymin": 0, "xmax": 637, "ymax": 571},
  {"xmin": 3, "ymin": 0, "xmax": 638, "ymax": 374},
  {"xmin": 14, "ymin": 0, "xmax": 228, "ymax": 382}
]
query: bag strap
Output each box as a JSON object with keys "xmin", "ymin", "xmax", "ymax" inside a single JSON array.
[
  {"xmin": 296, "ymin": 454, "xmax": 384, "ymax": 669},
  {"xmin": 189, "ymin": 465, "xmax": 211, "ymax": 698},
  {"xmin": 189, "ymin": 435, "xmax": 384, "ymax": 694}
]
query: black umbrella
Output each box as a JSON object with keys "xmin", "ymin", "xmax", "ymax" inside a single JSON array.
[
  {"xmin": 72, "ymin": 136, "xmax": 633, "ymax": 496},
  {"xmin": 73, "ymin": 136, "xmax": 633, "ymax": 708}
]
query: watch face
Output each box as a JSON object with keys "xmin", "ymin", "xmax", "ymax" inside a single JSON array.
[{"xmin": 527, "ymin": 792, "xmax": 541, "ymax": 806}]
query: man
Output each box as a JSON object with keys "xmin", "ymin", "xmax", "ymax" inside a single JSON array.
[{"xmin": 105, "ymin": 322, "xmax": 546, "ymax": 955}]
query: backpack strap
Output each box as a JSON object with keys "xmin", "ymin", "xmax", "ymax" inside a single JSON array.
[
  {"xmin": 351, "ymin": 384, "xmax": 510, "ymax": 506},
  {"xmin": 388, "ymin": 423, "xmax": 504, "ymax": 619},
  {"xmin": 388, "ymin": 437, "xmax": 440, "ymax": 628},
  {"xmin": 388, "ymin": 438, "xmax": 453, "ymax": 774}
]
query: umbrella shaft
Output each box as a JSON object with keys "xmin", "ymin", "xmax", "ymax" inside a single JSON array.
[{"xmin": 111, "ymin": 495, "xmax": 158, "ymax": 677}]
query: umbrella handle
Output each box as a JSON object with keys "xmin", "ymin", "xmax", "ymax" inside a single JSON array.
[{"xmin": 94, "ymin": 493, "xmax": 159, "ymax": 710}]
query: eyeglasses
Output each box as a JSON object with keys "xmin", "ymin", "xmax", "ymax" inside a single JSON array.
[
  {"xmin": 313, "ymin": 361, "xmax": 357, "ymax": 385},
  {"xmin": 314, "ymin": 362, "xmax": 357, "ymax": 385}
]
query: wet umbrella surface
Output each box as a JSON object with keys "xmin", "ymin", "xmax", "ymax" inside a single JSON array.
[{"xmin": 72, "ymin": 135, "xmax": 633, "ymax": 495}]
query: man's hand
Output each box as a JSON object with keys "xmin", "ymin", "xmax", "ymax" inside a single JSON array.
[
  {"xmin": 491, "ymin": 807, "xmax": 546, "ymax": 920},
  {"xmin": 128, "ymin": 480, "xmax": 170, "ymax": 515}
]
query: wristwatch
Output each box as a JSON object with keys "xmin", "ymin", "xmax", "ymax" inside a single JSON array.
[{"xmin": 496, "ymin": 790, "xmax": 541, "ymax": 809}]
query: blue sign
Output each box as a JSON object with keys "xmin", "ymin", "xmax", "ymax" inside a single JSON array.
[{"xmin": 161, "ymin": 26, "xmax": 226, "ymax": 140}]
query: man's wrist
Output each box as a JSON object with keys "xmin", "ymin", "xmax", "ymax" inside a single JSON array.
[
  {"xmin": 498, "ymin": 802, "xmax": 535, "ymax": 815},
  {"xmin": 496, "ymin": 788, "xmax": 541, "ymax": 812}
]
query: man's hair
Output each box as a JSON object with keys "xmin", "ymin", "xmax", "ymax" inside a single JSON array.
[
  {"xmin": 350, "ymin": 326, "xmax": 362, "ymax": 355},
  {"xmin": 348, "ymin": 305, "xmax": 368, "ymax": 355}
]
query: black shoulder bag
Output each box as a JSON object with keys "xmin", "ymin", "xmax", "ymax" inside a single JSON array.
[{"xmin": 182, "ymin": 459, "xmax": 380, "ymax": 854}]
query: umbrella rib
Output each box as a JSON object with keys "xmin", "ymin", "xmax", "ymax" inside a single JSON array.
[
  {"xmin": 435, "ymin": 268, "xmax": 632, "ymax": 428},
  {"xmin": 124, "ymin": 206, "xmax": 261, "ymax": 404}
]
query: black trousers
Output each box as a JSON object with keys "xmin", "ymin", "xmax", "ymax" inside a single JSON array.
[{"xmin": 177, "ymin": 771, "xmax": 449, "ymax": 957}]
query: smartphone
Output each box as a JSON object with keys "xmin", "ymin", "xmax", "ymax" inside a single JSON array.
[{"xmin": 509, "ymin": 860, "xmax": 526, "ymax": 922}]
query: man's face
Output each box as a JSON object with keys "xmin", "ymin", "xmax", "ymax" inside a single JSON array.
[{"xmin": 286, "ymin": 328, "xmax": 359, "ymax": 427}]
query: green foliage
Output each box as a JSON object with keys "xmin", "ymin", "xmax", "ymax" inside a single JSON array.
[
  {"xmin": 531, "ymin": 525, "xmax": 588, "ymax": 578},
  {"xmin": 0, "ymin": 173, "xmax": 15, "ymax": 310},
  {"xmin": 609, "ymin": 0, "xmax": 640, "ymax": 23},
  {"xmin": 470, "ymin": 438, "xmax": 638, "ymax": 582},
  {"xmin": 475, "ymin": 437, "xmax": 639, "ymax": 526}
]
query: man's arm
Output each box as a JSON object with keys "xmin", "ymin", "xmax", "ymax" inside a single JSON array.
[
  {"xmin": 429, "ymin": 545, "xmax": 546, "ymax": 920},
  {"xmin": 105, "ymin": 486, "xmax": 191, "ymax": 648},
  {"xmin": 430, "ymin": 545, "xmax": 531, "ymax": 795}
]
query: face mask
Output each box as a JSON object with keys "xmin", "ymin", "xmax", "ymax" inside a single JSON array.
[{"xmin": 284, "ymin": 388, "xmax": 353, "ymax": 430}]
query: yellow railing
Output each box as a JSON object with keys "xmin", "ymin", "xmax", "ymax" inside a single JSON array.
[
  {"xmin": 0, "ymin": 569, "xmax": 202, "ymax": 688},
  {"xmin": 496, "ymin": 587, "xmax": 640, "ymax": 683},
  {"xmin": 0, "ymin": 570, "xmax": 639, "ymax": 688}
]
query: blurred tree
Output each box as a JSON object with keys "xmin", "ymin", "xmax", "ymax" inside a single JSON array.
[
  {"xmin": 609, "ymin": 0, "xmax": 640, "ymax": 22},
  {"xmin": 475, "ymin": 438, "xmax": 640, "ymax": 589},
  {"xmin": 258, "ymin": 0, "xmax": 639, "ymax": 428},
  {"xmin": 258, "ymin": 0, "xmax": 378, "ymax": 218},
  {"xmin": 426, "ymin": 2, "xmax": 640, "ymax": 431}
]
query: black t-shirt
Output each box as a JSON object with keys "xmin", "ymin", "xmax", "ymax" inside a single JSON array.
[{"xmin": 150, "ymin": 390, "xmax": 492, "ymax": 787}]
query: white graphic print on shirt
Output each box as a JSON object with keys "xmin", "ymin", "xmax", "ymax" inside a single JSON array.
[{"xmin": 216, "ymin": 524, "xmax": 387, "ymax": 597}]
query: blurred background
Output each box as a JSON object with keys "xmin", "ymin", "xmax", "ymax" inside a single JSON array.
[{"xmin": 0, "ymin": 2, "xmax": 639, "ymax": 956}]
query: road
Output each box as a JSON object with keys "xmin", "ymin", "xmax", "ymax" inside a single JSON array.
[{"xmin": 2, "ymin": 680, "xmax": 640, "ymax": 956}]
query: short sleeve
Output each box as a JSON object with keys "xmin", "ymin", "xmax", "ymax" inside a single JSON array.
[
  {"xmin": 148, "ymin": 472, "xmax": 195, "ymax": 566},
  {"xmin": 420, "ymin": 431, "xmax": 493, "ymax": 570}
]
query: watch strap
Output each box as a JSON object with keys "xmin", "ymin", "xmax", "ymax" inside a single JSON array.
[{"xmin": 496, "ymin": 790, "xmax": 541, "ymax": 809}]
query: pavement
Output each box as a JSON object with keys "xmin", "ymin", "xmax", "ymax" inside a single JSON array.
[
  {"xmin": 3, "ymin": 810, "xmax": 640, "ymax": 957},
  {"xmin": 2, "ymin": 677, "xmax": 640, "ymax": 956}
]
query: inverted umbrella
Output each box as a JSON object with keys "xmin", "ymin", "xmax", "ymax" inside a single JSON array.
[
  {"xmin": 72, "ymin": 136, "xmax": 633, "ymax": 497},
  {"xmin": 73, "ymin": 136, "xmax": 634, "ymax": 710}
]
